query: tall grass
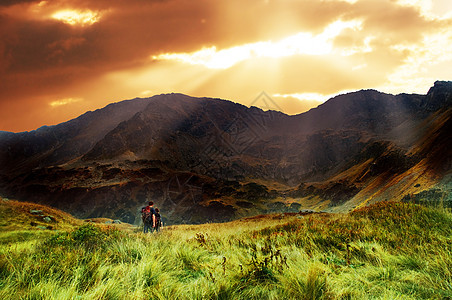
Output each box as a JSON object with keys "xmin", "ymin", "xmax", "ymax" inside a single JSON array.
[{"xmin": 0, "ymin": 201, "xmax": 451, "ymax": 299}]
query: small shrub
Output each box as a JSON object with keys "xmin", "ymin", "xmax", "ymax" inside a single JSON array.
[
  {"xmin": 45, "ymin": 223, "xmax": 122, "ymax": 251},
  {"xmin": 194, "ymin": 232, "xmax": 208, "ymax": 247},
  {"xmin": 46, "ymin": 231, "xmax": 72, "ymax": 247},
  {"xmin": 240, "ymin": 244, "xmax": 288, "ymax": 284},
  {"xmin": 71, "ymin": 223, "xmax": 106, "ymax": 248}
]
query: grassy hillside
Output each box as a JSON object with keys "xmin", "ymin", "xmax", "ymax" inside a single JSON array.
[{"xmin": 0, "ymin": 199, "xmax": 451, "ymax": 299}]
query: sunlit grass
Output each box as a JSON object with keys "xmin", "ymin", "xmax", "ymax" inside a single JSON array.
[{"xmin": 0, "ymin": 201, "xmax": 451, "ymax": 299}]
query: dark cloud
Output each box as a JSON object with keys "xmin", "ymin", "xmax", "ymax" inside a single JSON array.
[
  {"xmin": 0, "ymin": 0, "xmax": 38, "ymax": 7},
  {"xmin": 1, "ymin": 0, "xmax": 214, "ymax": 72}
]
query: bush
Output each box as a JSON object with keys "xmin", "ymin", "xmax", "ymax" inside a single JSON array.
[
  {"xmin": 45, "ymin": 223, "xmax": 121, "ymax": 250},
  {"xmin": 71, "ymin": 223, "xmax": 106, "ymax": 249}
]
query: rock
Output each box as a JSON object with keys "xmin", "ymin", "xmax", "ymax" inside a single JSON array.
[
  {"xmin": 113, "ymin": 220, "xmax": 122, "ymax": 224},
  {"xmin": 43, "ymin": 216, "xmax": 52, "ymax": 222},
  {"xmin": 300, "ymin": 209, "xmax": 317, "ymax": 213},
  {"xmin": 30, "ymin": 209, "xmax": 43, "ymax": 215},
  {"xmin": 105, "ymin": 220, "xmax": 112, "ymax": 224},
  {"xmin": 36, "ymin": 226, "xmax": 47, "ymax": 230}
]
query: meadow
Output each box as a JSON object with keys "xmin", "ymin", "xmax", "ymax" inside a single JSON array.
[{"xmin": 0, "ymin": 199, "xmax": 451, "ymax": 299}]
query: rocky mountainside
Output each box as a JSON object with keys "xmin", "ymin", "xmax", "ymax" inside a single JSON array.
[
  {"xmin": 0, "ymin": 81, "xmax": 451, "ymax": 224},
  {"xmin": 0, "ymin": 98, "xmax": 151, "ymax": 173}
]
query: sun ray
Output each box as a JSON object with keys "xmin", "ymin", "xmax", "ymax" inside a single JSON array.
[{"xmin": 153, "ymin": 19, "xmax": 363, "ymax": 69}]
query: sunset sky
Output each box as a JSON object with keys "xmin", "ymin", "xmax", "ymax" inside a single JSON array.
[{"xmin": 1, "ymin": 0, "xmax": 451, "ymax": 132}]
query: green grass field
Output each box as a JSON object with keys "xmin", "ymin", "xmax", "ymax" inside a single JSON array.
[{"xmin": 0, "ymin": 199, "xmax": 451, "ymax": 299}]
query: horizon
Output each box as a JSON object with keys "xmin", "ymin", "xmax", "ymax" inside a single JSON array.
[
  {"xmin": 1, "ymin": 83, "xmax": 441, "ymax": 134},
  {"xmin": 1, "ymin": 0, "xmax": 452, "ymax": 132},
  {"xmin": 0, "ymin": 80, "xmax": 446, "ymax": 134}
]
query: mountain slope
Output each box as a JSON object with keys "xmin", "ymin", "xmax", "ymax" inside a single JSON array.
[
  {"xmin": 0, "ymin": 81, "xmax": 450, "ymax": 224},
  {"xmin": 0, "ymin": 97, "xmax": 152, "ymax": 174}
]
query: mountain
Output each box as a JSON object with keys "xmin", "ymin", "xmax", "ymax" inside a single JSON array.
[
  {"xmin": 0, "ymin": 97, "xmax": 151, "ymax": 173},
  {"xmin": 0, "ymin": 81, "xmax": 451, "ymax": 224}
]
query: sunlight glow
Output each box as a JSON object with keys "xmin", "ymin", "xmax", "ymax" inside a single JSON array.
[
  {"xmin": 383, "ymin": 30, "xmax": 452, "ymax": 94},
  {"xmin": 396, "ymin": 0, "xmax": 452, "ymax": 19},
  {"xmin": 140, "ymin": 90, "xmax": 154, "ymax": 96},
  {"xmin": 352, "ymin": 63, "xmax": 367, "ymax": 71},
  {"xmin": 273, "ymin": 92, "xmax": 342, "ymax": 103},
  {"xmin": 52, "ymin": 10, "xmax": 100, "ymax": 26},
  {"xmin": 396, "ymin": 0, "xmax": 432, "ymax": 14},
  {"xmin": 49, "ymin": 97, "xmax": 82, "ymax": 107},
  {"xmin": 153, "ymin": 20, "xmax": 363, "ymax": 69},
  {"xmin": 323, "ymin": 0, "xmax": 358, "ymax": 4},
  {"xmin": 340, "ymin": 36, "xmax": 374, "ymax": 56}
]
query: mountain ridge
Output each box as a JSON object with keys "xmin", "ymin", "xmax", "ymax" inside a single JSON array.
[{"xmin": 0, "ymin": 81, "xmax": 450, "ymax": 224}]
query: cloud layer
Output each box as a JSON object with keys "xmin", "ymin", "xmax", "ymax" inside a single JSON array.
[{"xmin": 1, "ymin": 0, "xmax": 451, "ymax": 131}]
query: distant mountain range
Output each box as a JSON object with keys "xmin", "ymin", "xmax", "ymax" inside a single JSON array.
[{"xmin": 1, "ymin": 81, "xmax": 451, "ymax": 224}]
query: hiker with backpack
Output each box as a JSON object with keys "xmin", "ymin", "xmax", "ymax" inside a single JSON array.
[
  {"xmin": 141, "ymin": 201, "xmax": 156, "ymax": 233},
  {"xmin": 154, "ymin": 208, "xmax": 162, "ymax": 232}
]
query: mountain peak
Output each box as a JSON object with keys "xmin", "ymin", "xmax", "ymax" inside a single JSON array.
[
  {"xmin": 431, "ymin": 80, "xmax": 452, "ymax": 89},
  {"xmin": 425, "ymin": 80, "xmax": 452, "ymax": 111}
]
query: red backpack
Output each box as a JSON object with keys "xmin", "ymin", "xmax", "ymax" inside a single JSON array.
[{"xmin": 141, "ymin": 207, "xmax": 152, "ymax": 224}]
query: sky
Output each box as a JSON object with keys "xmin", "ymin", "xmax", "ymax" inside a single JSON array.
[{"xmin": 0, "ymin": 0, "xmax": 451, "ymax": 132}]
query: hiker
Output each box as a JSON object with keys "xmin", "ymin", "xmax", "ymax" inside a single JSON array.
[
  {"xmin": 141, "ymin": 201, "xmax": 156, "ymax": 233},
  {"xmin": 154, "ymin": 208, "xmax": 162, "ymax": 232}
]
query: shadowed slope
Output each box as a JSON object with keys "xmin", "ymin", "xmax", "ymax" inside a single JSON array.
[{"xmin": 0, "ymin": 82, "xmax": 450, "ymax": 224}]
